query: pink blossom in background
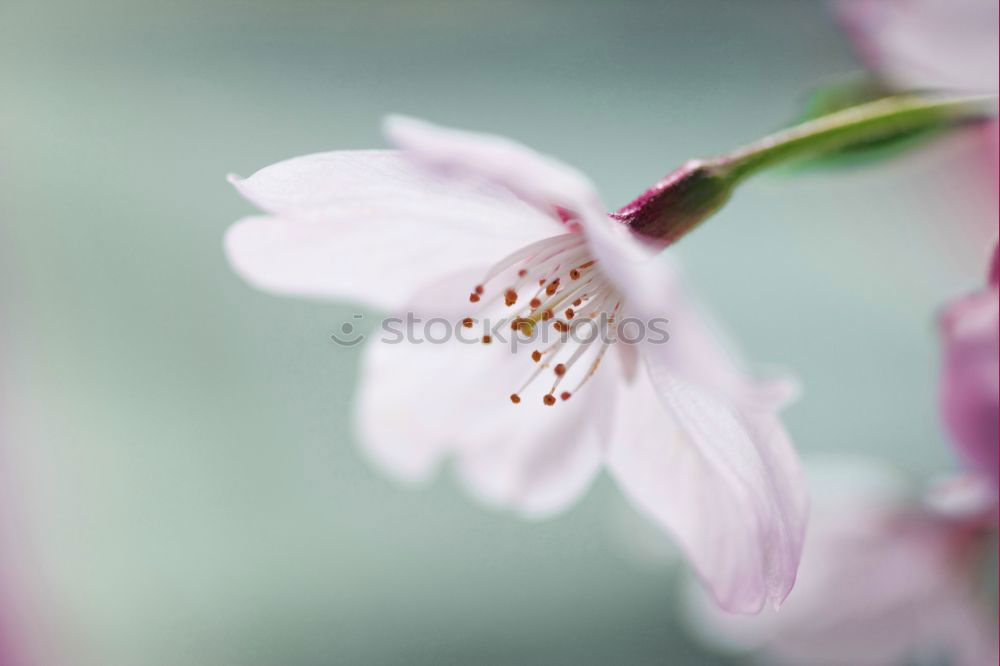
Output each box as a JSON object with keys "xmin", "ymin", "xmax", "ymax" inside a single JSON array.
[
  {"xmin": 939, "ymin": 244, "xmax": 999, "ymax": 485},
  {"xmin": 838, "ymin": 0, "xmax": 999, "ymax": 483},
  {"xmin": 225, "ymin": 116, "xmax": 808, "ymax": 613},
  {"xmin": 836, "ymin": 0, "xmax": 998, "ymax": 93},
  {"xmin": 836, "ymin": 0, "xmax": 999, "ymax": 250},
  {"xmin": 686, "ymin": 458, "xmax": 998, "ymax": 666}
]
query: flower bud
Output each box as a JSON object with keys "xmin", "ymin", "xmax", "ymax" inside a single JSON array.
[{"xmin": 610, "ymin": 159, "xmax": 735, "ymax": 246}]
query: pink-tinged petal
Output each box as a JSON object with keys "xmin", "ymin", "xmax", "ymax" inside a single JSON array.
[
  {"xmin": 607, "ymin": 356, "xmax": 807, "ymax": 614},
  {"xmin": 651, "ymin": 271, "xmax": 799, "ymax": 411},
  {"xmin": 686, "ymin": 458, "xmax": 997, "ymax": 666},
  {"xmin": 383, "ymin": 115, "xmax": 605, "ymax": 220},
  {"xmin": 354, "ymin": 271, "xmax": 615, "ymax": 518},
  {"xmin": 226, "ymin": 153, "xmax": 563, "ymax": 310},
  {"xmin": 837, "ymin": 0, "xmax": 999, "ymax": 93},
  {"xmin": 584, "ymin": 208, "xmax": 806, "ymax": 612},
  {"xmin": 939, "ymin": 286, "xmax": 1000, "ymax": 483},
  {"xmin": 582, "ymin": 203, "xmax": 799, "ymax": 409}
]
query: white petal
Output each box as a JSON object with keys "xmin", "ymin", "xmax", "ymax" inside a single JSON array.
[
  {"xmin": 354, "ymin": 337, "xmax": 457, "ymax": 483},
  {"xmin": 226, "ymin": 151, "xmax": 562, "ymax": 309},
  {"xmin": 453, "ymin": 394, "xmax": 610, "ymax": 519},
  {"xmin": 607, "ymin": 354, "xmax": 807, "ymax": 614},
  {"xmin": 384, "ymin": 115, "xmax": 605, "ymax": 218},
  {"xmin": 229, "ymin": 149, "xmax": 553, "ymax": 221},
  {"xmin": 354, "ymin": 275, "xmax": 616, "ymax": 518}
]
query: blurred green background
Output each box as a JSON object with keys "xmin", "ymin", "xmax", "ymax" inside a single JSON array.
[{"xmin": 1, "ymin": 1, "xmax": 995, "ymax": 664}]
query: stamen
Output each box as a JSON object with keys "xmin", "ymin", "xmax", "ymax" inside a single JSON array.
[
  {"xmin": 546, "ymin": 329, "xmax": 603, "ymax": 394},
  {"xmin": 511, "ymin": 318, "xmax": 533, "ymax": 336},
  {"xmin": 478, "ymin": 233, "xmax": 582, "ymax": 286},
  {"xmin": 582, "ymin": 285, "xmax": 615, "ymax": 317},
  {"xmin": 531, "ymin": 276, "xmax": 594, "ymax": 320},
  {"xmin": 514, "ymin": 340, "xmax": 566, "ymax": 396},
  {"xmin": 569, "ymin": 342, "xmax": 611, "ymax": 394},
  {"xmin": 466, "ymin": 231, "xmax": 623, "ymax": 406},
  {"xmin": 497, "ymin": 244, "xmax": 591, "ymax": 319}
]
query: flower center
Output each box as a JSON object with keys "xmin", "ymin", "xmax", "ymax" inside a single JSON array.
[{"xmin": 464, "ymin": 232, "xmax": 623, "ymax": 406}]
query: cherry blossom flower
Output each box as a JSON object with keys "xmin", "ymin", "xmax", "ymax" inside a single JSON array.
[
  {"xmin": 940, "ymin": 244, "xmax": 999, "ymax": 485},
  {"xmin": 225, "ymin": 116, "xmax": 807, "ymax": 613},
  {"xmin": 686, "ymin": 458, "xmax": 998, "ymax": 666}
]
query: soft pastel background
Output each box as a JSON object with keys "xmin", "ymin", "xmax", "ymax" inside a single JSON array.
[{"xmin": 1, "ymin": 1, "xmax": 995, "ymax": 664}]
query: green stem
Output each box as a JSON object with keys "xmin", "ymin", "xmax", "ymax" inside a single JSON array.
[
  {"xmin": 620, "ymin": 94, "xmax": 994, "ymax": 245},
  {"xmin": 713, "ymin": 94, "xmax": 993, "ymax": 183}
]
